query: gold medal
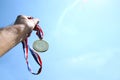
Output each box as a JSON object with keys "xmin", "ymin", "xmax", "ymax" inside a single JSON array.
[{"xmin": 33, "ymin": 40, "xmax": 49, "ymax": 52}]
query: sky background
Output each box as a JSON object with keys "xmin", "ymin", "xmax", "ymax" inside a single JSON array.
[{"xmin": 0, "ymin": 0, "xmax": 120, "ymax": 80}]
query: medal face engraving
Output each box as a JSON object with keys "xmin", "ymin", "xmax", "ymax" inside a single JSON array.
[{"xmin": 33, "ymin": 40, "xmax": 49, "ymax": 52}]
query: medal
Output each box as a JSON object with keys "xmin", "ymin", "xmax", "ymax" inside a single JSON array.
[{"xmin": 33, "ymin": 40, "xmax": 49, "ymax": 52}]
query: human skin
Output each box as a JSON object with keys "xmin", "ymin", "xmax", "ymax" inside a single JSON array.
[{"xmin": 0, "ymin": 15, "xmax": 39, "ymax": 56}]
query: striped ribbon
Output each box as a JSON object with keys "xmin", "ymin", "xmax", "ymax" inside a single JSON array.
[{"xmin": 22, "ymin": 24, "xmax": 44, "ymax": 75}]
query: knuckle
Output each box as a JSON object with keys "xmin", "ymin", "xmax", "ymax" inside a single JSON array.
[
  {"xmin": 17, "ymin": 15, "xmax": 23, "ymax": 18},
  {"xmin": 17, "ymin": 15, "xmax": 26, "ymax": 19},
  {"xmin": 37, "ymin": 21, "xmax": 39, "ymax": 24}
]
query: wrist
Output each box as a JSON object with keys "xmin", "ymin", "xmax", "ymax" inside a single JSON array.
[{"xmin": 13, "ymin": 24, "xmax": 32, "ymax": 41}]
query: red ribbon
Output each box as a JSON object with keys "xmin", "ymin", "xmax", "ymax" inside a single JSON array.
[{"xmin": 22, "ymin": 20, "xmax": 44, "ymax": 75}]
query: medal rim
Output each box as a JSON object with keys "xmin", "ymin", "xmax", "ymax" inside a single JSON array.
[{"xmin": 33, "ymin": 40, "xmax": 49, "ymax": 52}]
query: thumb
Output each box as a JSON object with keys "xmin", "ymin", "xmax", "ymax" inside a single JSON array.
[{"xmin": 32, "ymin": 18, "xmax": 39, "ymax": 26}]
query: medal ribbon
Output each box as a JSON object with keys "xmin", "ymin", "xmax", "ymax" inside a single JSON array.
[{"xmin": 22, "ymin": 23, "xmax": 44, "ymax": 75}]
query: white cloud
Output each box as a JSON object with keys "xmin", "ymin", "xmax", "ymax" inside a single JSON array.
[
  {"xmin": 65, "ymin": 48, "xmax": 120, "ymax": 68},
  {"xmin": 53, "ymin": 48, "xmax": 120, "ymax": 80}
]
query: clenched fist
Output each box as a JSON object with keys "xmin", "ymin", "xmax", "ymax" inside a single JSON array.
[{"xmin": 14, "ymin": 15, "xmax": 39, "ymax": 33}]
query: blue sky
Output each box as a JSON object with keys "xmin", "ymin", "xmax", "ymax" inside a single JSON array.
[{"xmin": 0, "ymin": 0, "xmax": 120, "ymax": 80}]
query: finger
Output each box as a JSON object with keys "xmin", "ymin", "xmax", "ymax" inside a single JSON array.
[
  {"xmin": 32, "ymin": 18, "xmax": 39, "ymax": 25},
  {"xmin": 17, "ymin": 15, "xmax": 32, "ymax": 19},
  {"xmin": 14, "ymin": 15, "xmax": 27, "ymax": 24}
]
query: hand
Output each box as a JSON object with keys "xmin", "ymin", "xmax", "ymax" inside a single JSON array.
[
  {"xmin": 0, "ymin": 15, "xmax": 40, "ymax": 56},
  {"xmin": 14, "ymin": 15, "xmax": 39, "ymax": 33}
]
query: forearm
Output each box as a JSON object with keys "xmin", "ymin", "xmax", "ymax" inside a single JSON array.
[{"xmin": 0, "ymin": 24, "xmax": 27, "ymax": 56}]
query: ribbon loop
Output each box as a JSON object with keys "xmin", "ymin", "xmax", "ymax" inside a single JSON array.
[{"xmin": 22, "ymin": 24, "xmax": 43, "ymax": 75}]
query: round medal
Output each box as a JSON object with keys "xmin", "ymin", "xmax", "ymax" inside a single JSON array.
[{"xmin": 33, "ymin": 40, "xmax": 49, "ymax": 52}]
